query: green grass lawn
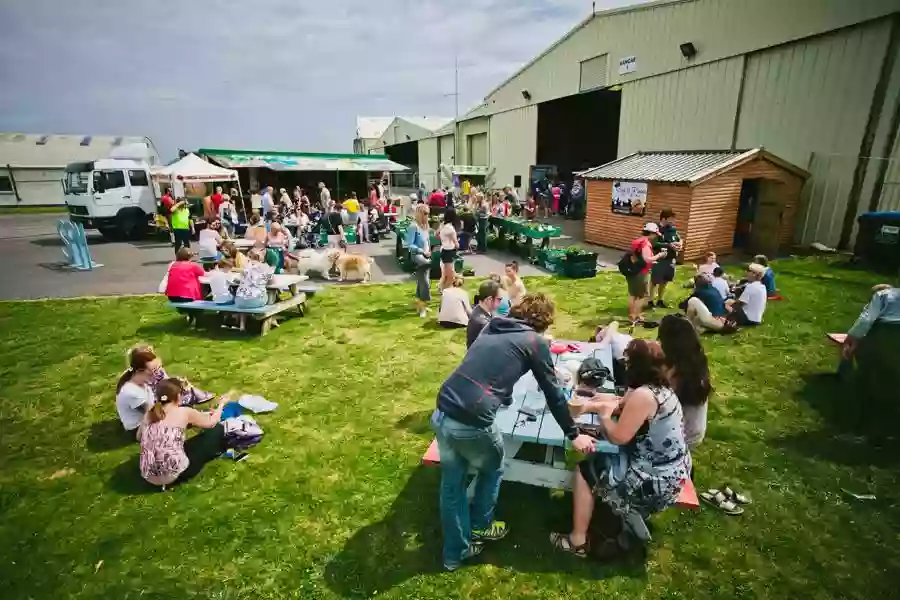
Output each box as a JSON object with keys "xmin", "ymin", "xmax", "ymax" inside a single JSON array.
[{"xmin": 1, "ymin": 258, "xmax": 898, "ymax": 599}]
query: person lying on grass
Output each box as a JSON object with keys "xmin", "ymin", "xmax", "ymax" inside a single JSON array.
[
  {"xmin": 139, "ymin": 378, "xmax": 229, "ymax": 490},
  {"xmin": 433, "ymin": 293, "xmax": 596, "ymax": 571},
  {"xmin": 551, "ymin": 339, "xmax": 690, "ymax": 560}
]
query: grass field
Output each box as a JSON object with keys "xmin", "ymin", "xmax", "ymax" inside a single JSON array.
[{"xmin": 1, "ymin": 258, "xmax": 898, "ymax": 599}]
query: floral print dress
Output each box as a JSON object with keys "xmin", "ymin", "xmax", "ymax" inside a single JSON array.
[
  {"xmin": 582, "ymin": 385, "xmax": 690, "ymax": 518},
  {"xmin": 140, "ymin": 421, "xmax": 189, "ymax": 486}
]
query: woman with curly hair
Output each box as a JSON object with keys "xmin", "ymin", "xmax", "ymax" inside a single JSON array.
[
  {"xmin": 551, "ymin": 339, "xmax": 689, "ymax": 560},
  {"xmin": 433, "ymin": 293, "xmax": 596, "ymax": 571}
]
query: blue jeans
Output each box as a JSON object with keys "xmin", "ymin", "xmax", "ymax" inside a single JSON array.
[{"xmin": 430, "ymin": 409, "xmax": 505, "ymax": 568}]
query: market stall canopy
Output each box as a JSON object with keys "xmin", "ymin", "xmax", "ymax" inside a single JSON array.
[
  {"xmin": 199, "ymin": 148, "xmax": 409, "ymax": 172},
  {"xmin": 153, "ymin": 153, "xmax": 238, "ymax": 182}
]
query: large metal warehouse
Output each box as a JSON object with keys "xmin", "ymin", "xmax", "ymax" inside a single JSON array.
[{"xmin": 395, "ymin": 0, "xmax": 900, "ymax": 249}]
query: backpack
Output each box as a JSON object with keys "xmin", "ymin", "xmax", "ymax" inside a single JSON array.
[
  {"xmin": 617, "ymin": 248, "xmax": 646, "ymax": 277},
  {"xmin": 222, "ymin": 415, "xmax": 264, "ymax": 450}
]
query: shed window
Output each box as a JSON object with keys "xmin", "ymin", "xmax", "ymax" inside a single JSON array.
[{"xmin": 579, "ymin": 53, "xmax": 609, "ymax": 92}]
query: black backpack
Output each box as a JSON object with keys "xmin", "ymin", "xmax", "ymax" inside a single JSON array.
[{"xmin": 617, "ymin": 249, "xmax": 646, "ymax": 277}]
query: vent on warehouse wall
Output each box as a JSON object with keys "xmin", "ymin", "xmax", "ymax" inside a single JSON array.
[{"xmin": 579, "ymin": 53, "xmax": 609, "ymax": 93}]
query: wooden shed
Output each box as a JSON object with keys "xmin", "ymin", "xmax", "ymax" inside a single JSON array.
[{"xmin": 581, "ymin": 149, "xmax": 810, "ymax": 261}]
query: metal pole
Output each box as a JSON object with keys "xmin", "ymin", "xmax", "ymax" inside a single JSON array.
[{"xmin": 454, "ymin": 53, "xmax": 460, "ymax": 168}]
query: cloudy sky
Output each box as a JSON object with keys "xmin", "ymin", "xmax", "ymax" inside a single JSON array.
[{"xmin": 0, "ymin": 0, "xmax": 646, "ymax": 160}]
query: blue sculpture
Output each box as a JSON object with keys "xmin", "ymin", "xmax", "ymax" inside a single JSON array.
[{"xmin": 57, "ymin": 220, "xmax": 100, "ymax": 271}]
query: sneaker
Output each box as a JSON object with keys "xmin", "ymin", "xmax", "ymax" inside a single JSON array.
[
  {"xmin": 444, "ymin": 543, "xmax": 484, "ymax": 572},
  {"xmin": 472, "ymin": 521, "xmax": 508, "ymax": 542}
]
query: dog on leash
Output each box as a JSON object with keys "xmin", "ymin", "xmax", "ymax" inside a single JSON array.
[{"xmin": 334, "ymin": 251, "xmax": 373, "ymax": 282}]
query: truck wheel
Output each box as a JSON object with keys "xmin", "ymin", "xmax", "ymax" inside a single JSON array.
[{"xmin": 117, "ymin": 209, "xmax": 148, "ymax": 240}]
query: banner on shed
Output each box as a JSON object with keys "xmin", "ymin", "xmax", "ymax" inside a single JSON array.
[{"xmin": 611, "ymin": 181, "xmax": 647, "ymax": 216}]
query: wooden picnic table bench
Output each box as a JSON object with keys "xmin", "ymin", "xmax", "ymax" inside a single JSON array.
[{"xmin": 422, "ymin": 340, "xmax": 699, "ymax": 517}]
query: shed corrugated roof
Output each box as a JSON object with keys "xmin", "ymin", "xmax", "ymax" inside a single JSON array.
[{"xmin": 580, "ymin": 149, "xmax": 750, "ymax": 183}]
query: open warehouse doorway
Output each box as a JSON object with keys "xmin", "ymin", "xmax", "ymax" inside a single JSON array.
[{"xmin": 536, "ymin": 88, "xmax": 621, "ymax": 183}]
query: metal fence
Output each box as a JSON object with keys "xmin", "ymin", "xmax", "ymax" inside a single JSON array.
[{"xmin": 797, "ymin": 152, "xmax": 900, "ymax": 248}]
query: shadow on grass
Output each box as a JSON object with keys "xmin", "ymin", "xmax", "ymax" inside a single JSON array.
[
  {"xmin": 324, "ymin": 467, "xmax": 645, "ymax": 598},
  {"xmin": 778, "ymin": 373, "xmax": 900, "ymax": 466},
  {"xmin": 108, "ymin": 426, "xmax": 227, "ymax": 495},
  {"xmin": 357, "ymin": 305, "xmax": 416, "ymax": 322},
  {"xmin": 86, "ymin": 419, "xmax": 135, "ymax": 453},
  {"xmin": 395, "ymin": 410, "xmax": 433, "ymax": 436},
  {"xmin": 136, "ymin": 317, "xmax": 263, "ymax": 340}
]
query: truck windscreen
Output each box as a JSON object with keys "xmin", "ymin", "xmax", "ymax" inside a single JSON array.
[{"xmin": 65, "ymin": 170, "xmax": 89, "ymax": 194}]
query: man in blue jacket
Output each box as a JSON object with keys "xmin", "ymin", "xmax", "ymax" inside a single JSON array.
[{"xmin": 432, "ymin": 293, "xmax": 596, "ymax": 570}]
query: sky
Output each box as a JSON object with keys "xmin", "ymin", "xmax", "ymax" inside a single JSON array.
[{"xmin": 0, "ymin": 0, "xmax": 647, "ymax": 160}]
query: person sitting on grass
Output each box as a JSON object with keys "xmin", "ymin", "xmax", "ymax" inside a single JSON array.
[
  {"xmin": 680, "ymin": 273, "xmax": 729, "ymax": 334},
  {"xmin": 139, "ymin": 378, "xmax": 230, "ymax": 490},
  {"xmin": 115, "ymin": 345, "xmax": 161, "ymax": 437},
  {"xmin": 753, "ymin": 254, "xmax": 777, "ymax": 297},
  {"xmin": 697, "ymin": 251, "xmax": 720, "ymax": 275},
  {"xmin": 467, "ymin": 279, "xmax": 503, "ymax": 348},
  {"xmin": 487, "ymin": 273, "xmax": 512, "ymax": 316},
  {"xmin": 724, "ymin": 263, "xmax": 768, "ymax": 327},
  {"xmin": 124, "ymin": 343, "xmax": 213, "ymax": 408},
  {"xmin": 433, "ymin": 293, "xmax": 595, "ymax": 571},
  {"xmin": 437, "ymin": 276, "xmax": 471, "ymax": 329},
  {"xmin": 502, "ymin": 261, "xmax": 527, "ymax": 306},
  {"xmin": 711, "ymin": 266, "xmax": 730, "ymax": 300},
  {"xmin": 235, "ymin": 247, "xmax": 274, "ymax": 310},
  {"xmin": 550, "ymin": 339, "xmax": 689, "ymax": 560},
  {"xmin": 164, "ymin": 248, "xmax": 205, "ymax": 304}
]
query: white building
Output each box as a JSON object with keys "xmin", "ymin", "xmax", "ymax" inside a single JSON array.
[
  {"xmin": 0, "ymin": 133, "xmax": 154, "ymax": 207},
  {"xmin": 386, "ymin": 0, "xmax": 900, "ymax": 248}
]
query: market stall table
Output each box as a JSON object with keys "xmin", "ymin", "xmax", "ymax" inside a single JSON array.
[{"xmin": 489, "ymin": 216, "xmax": 562, "ymax": 258}]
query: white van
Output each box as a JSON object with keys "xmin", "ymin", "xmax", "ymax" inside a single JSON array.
[{"xmin": 64, "ymin": 142, "xmax": 159, "ymax": 240}]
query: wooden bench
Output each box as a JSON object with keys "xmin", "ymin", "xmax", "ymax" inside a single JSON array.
[
  {"xmin": 421, "ymin": 438, "xmax": 699, "ymax": 510},
  {"xmin": 168, "ymin": 292, "xmax": 307, "ymax": 335}
]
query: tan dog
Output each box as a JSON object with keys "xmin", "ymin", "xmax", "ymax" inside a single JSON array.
[{"xmin": 333, "ymin": 251, "xmax": 373, "ymax": 282}]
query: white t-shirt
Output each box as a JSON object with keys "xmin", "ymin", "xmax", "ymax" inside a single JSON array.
[
  {"xmin": 739, "ymin": 281, "xmax": 767, "ymax": 323},
  {"xmin": 698, "ymin": 261, "xmax": 720, "ymax": 275},
  {"xmin": 116, "ymin": 381, "xmax": 154, "ymax": 430},
  {"xmin": 438, "ymin": 287, "xmax": 472, "ymax": 326},
  {"xmin": 208, "ymin": 268, "xmax": 233, "ymax": 304},
  {"xmin": 712, "ymin": 277, "xmax": 729, "ymax": 300},
  {"xmin": 439, "ymin": 223, "xmax": 457, "ymax": 250},
  {"xmin": 198, "ymin": 228, "xmax": 221, "ymax": 258}
]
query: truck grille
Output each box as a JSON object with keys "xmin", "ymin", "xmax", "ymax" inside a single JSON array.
[{"xmin": 67, "ymin": 205, "xmax": 88, "ymax": 216}]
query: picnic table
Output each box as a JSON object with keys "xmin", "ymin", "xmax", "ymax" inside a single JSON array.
[{"xmin": 199, "ymin": 272, "xmax": 310, "ymax": 305}]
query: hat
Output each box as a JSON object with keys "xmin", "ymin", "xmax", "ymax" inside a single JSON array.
[
  {"xmin": 748, "ymin": 263, "xmax": 767, "ymax": 276},
  {"xmin": 642, "ymin": 222, "xmax": 660, "ymax": 234}
]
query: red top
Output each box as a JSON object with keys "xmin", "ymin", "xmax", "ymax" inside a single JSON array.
[
  {"xmin": 428, "ymin": 192, "xmax": 446, "ymax": 208},
  {"xmin": 631, "ymin": 237, "xmax": 653, "ymax": 274},
  {"xmin": 210, "ymin": 193, "xmax": 224, "ymax": 211},
  {"xmin": 161, "ymin": 194, "xmax": 174, "ymax": 211},
  {"xmin": 165, "ymin": 261, "xmax": 205, "ymax": 300}
]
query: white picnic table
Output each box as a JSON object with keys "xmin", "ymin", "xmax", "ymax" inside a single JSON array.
[
  {"xmin": 491, "ymin": 340, "xmax": 619, "ymax": 492},
  {"xmin": 199, "ymin": 273, "xmax": 309, "ymax": 305},
  {"xmin": 231, "ymin": 239, "xmax": 258, "ymax": 250}
]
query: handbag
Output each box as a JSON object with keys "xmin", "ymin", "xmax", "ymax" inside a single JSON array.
[{"xmin": 411, "ymin": 251, "xmax": 430, "ymax": 267}]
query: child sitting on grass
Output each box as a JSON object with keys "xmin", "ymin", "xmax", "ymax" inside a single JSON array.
[
  {"xmin": 696, "ymin": 251, "xmax": 720, "ymax": 275},
  {"xmin": 502, "ymin": 261, "xmax": 527, "ymax": 306},
  {"xmin": 485, "ymin": 273, "xmax": 512, "ymax": 316},
  {"xmin": 754, "ymin": 254, "xmax": 777, "ymax": 296}
]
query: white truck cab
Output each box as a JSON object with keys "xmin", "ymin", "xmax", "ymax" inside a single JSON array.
[{"xmin": 64, "ymin": 142, "xmax": 159, "ymax": 239}]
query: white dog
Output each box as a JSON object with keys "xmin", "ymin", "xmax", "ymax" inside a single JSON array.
[{"xmin": 293, "ymin": 249, "xmax": 339, "ymax": 280}]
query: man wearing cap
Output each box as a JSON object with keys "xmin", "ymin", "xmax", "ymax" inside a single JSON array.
[
  {"xmin": 649, "ymin": 208, "xmax": 682, "ymax": 309},
  {"xmin": 626, "ymin": 223, "xmax": 668, "ymax": 323},
  {"xmin": 725, "ymin": 263, "xmax": 768, "ymax": 326}
]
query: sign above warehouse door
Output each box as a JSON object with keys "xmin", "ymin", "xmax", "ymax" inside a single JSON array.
[
  {"xmin": 618, "ymin": 55, "xmax": 637, "ymax": 75},
  {"xmin": 611, "ymin": 181, "xmax": 647, "ymax": 216}
]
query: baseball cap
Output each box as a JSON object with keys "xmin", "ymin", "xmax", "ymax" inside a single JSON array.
[
  {"xmin": 748, "ymin": 263, "xmax": 767, "ymax": 276},
  {"xmin": 642, "ymin": 222, "xmax": 660, "ymax": 234}
]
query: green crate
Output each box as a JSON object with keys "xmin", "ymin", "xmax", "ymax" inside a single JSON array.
[{"xmin": 562, "ymin": 260, "xmax": 597, "ymax": 278}]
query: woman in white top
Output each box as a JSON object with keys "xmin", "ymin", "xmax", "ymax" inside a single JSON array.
[
  {"xmin": 502, "ymin": 260, "xmax": 527, "ymax": 305},
  {"xmin": 438, "ymin": 276, "xmax": 472, "ymax": 328},
  {"xmin": 198, "ymin": 219, "xmax": 224, "ymax": 260},
  {"xmin": 115, "ymin": 346, "xmax": 160, "ymax": 437},
  {"xmin": 439, "ymin": 208, "xmax": 460, "ymax": 292}
]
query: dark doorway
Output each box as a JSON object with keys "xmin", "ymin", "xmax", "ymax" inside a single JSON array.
[
  {"xmin": 733, "ymin": 179, "xmax": 759, "ymax": 250},
  {"xmin": 383, "ymin": 140, "xmax": 418, "ymax": 170},
  {"xmin": 536, "ymin": 88, "xmax": 621, "ymax": 183}
]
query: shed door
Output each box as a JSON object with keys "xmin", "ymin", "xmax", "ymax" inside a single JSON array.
[{"xmin": 750, "ymin": 180, "xmax": 785, "ymax": 257}]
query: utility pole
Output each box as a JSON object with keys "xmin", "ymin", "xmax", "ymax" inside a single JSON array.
[{"xmin": 453, "ymin": 52, "xmax": 460, "ymax": 169}]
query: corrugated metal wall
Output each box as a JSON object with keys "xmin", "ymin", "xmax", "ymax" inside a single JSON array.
[
  {"xmin": 438, "ymin": 135, "xmax": 455, "ymax": 167},
  {"xmin": 467, "ymin": 134, "xmax": 488, "ymax": 166},
  {"xmin": 456, "ymin": 118, "xmax": 490, "ymax": 165},
  {"xmin": 417, "ymin": 137, "xmax": 439, "ymax": 190},
  {"xmin": 484, "ymin": 0, "xmax": 898, "ymax": 116},
  {"xmin": 618, "ymin": 56, "xmax": 743, "ymax": 156},
  {"xmin": 489, "ymin": 106, "xmax": 537, "ymax": 191}
]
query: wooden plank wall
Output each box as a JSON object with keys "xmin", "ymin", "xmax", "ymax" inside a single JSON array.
[
  {"xmin": 584, "ymin": 180, "xmax": 692, "ymax": 253},
  {"xmin": 687, "ymin": 157, "xmax": 804, "ymax": 260}
]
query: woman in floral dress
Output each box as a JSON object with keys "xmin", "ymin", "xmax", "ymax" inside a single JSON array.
[
  {"xmin": 551, "ymin": 339, "xmax": 690, "ymax": 559},
  {"xmin": 140, "ymin": 378, "xmax": 229, "ymax": 489}
]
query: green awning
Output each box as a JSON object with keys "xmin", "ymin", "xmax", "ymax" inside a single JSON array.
[{"xmin": 199, "ymin": 148, "xmax": 409, "ymax": 172}]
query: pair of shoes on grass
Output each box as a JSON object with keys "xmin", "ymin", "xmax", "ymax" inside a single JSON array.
[{"xmin": 444, "ymin": 521, "xmax": 508, "ymax": 571}]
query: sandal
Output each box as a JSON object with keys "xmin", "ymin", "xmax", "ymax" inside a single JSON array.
[
  {"xmin": 700, "ymin": 489, "xmax": 744, "ymax": 516},
  {"xmin": 549, "ymin": 532, "xmax": 589, "ymax": 558},
  {"xmin": 722, "ymin": 486, "xmax": 752, "ymax": 505}
]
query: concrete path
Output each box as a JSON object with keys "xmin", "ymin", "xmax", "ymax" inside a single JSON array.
[{"xmin": 0, "ymin": 214, "xmax": 619, "ymax": 301}]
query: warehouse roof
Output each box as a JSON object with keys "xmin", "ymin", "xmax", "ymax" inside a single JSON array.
[
  {"xmin": 0, "ymin": 133, "xmax": 152, "ymax": 168},
  {"xmin": 579, "ymin": 148, "xmax": 809, "ymax": 186}
]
